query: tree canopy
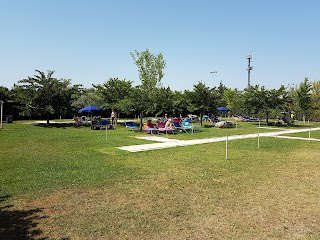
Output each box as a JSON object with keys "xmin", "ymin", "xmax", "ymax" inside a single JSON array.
[
  {"xmin": 1, "ymin": 52, "xmax": 320, "ymax": 124},
  {"xmin": 131, "ymin": 49, "xmax": 166, "ymax": 130},
  {"xmin": 13, "ymin": 70, "xmax": 81, "ymax": 124}
]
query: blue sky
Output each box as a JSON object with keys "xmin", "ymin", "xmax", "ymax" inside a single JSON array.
[{"xmin": 1, "ymin": 0, "xmax": 319, "ymax": 91}]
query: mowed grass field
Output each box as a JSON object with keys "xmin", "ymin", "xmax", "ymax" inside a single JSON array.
[{"xmin": 1, "ymin": 120, "xmax": 320, "ymax": 239}]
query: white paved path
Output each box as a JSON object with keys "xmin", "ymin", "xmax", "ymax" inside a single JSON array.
[{"xmin": 118, "ymin": 127, "xmax": 320, "ymax": 152}]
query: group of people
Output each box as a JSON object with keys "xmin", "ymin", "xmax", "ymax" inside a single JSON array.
[
  {"xmin": 162, "ymin": 113, "xmax": 184, "ymax": 128},
  {"xmin": 73, "ymin": 109, "xmax": 118, "ymax": 129}
]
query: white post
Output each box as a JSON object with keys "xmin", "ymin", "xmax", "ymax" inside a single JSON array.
[
  {"xmin": 258, "ymin": 130, "xmax": 260, "ymax": 149},
  {"xmin": 106, "ymin": 123, "xmax": 108, "ymax": 142},
  {"xmin": 309, "ymin": 128, "xmax": 311, "ymax": 141},
  {"xmin": 226, "ymin": 135, "xmax": 228, "ymax": 160},
  {"xmin": 0, "ymin": 101, "xmax": 3, "ymax": 129},
  {"xmin": 236, "ymin": 122, "xmax": 238, "ymax": 130}
]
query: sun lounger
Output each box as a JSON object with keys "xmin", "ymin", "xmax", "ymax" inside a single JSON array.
[
  {"xmin": 157, "ymin": 122, "xmax": 176, "ymax": 134},
  {"xmin": 125, "ymin": 121, "xmax": 139, "ymax": 131},
  {"xmin": 143, "ymin": 123, "xmax": 159, "ymax": 134}
]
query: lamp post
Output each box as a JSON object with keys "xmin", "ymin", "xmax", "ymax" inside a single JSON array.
[
  {"xmin": 0, "ymin": 100, "xmax": 3, "ymax": 129},
  {"xmin": 210, "ymin": 71, "xmax": 217, "ymax": 86}
]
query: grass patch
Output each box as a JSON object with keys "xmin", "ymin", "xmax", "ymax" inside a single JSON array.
[{"xmin": 1, "ymin": 120, "xmax": 320, "ymax": 239}]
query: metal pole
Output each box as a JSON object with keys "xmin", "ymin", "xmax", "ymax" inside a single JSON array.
[
  {"xmin": 0, "ymin": 101, "xmax": 3, "ymax": 129},
  {"xmin": 258, "ymin": 130, "xmax": 260, "ymax": 149}
]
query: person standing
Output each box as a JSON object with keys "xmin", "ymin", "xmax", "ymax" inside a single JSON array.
[{"xmin": 111, "ymin": 110, "xmax": 116, "ymax": 125}]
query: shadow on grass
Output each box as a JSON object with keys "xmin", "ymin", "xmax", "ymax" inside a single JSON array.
[
  {"xmin": 35, "ymin": 123, "xmax": 79, "ymax": 128},
  {"xmin": 253, "ymin": 122, "xmax": 306, "ymax": 128},
  {"xmin": 0, "ymin": 195, "xmax": 49, "ymax": 240}
]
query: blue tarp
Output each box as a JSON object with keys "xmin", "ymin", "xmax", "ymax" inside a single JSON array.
[{"xmin": 78, "ymin": 106, "xmax": 102, "ymax": 113}]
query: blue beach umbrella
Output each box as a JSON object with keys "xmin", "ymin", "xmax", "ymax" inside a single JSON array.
[
  {"xmin": 78, "ymin": 106, "xmax": 102, "ymax": 113},
  {"xmin": 217, "ymin": 107, "xmax": 230, "ymax": 111}
]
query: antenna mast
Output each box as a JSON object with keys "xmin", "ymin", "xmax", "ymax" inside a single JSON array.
[{"xmin": 246, "ymin": 53, "xmax": 253, "ymax": 87}]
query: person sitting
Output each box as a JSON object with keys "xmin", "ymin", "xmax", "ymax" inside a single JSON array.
[
  {"xmin": 164, "ymin": 113, "xmax": 168, "ymax": 122},
  {"xmin": 91, "ymin": 116, "xmax": 101, "ymax": 130},
  {"xmin": 165, "ymin": 119, "xmax": 173, "ymax": 128}
]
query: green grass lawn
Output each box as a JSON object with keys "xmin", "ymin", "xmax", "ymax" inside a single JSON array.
[{"xmin": 1, "ymin": 120, "xmax": 320, "ymax": 239}]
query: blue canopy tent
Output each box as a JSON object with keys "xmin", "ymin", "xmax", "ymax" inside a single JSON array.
[{"xmin": 217, "ymin": 107, "xmax": 230, "ymax": 120}]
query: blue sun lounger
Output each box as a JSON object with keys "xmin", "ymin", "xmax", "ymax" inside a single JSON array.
[{"xmin": 125, "ymin": 121, "xmax": 139, "ymax": 131}]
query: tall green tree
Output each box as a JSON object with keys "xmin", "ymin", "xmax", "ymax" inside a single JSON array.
[
  {"xmin": 310, "ymin": 80, "xmax": 320, "ymax": 121},
  {"xmin": 223, "ymin": 88, "xmax": 243, "ymax": 116},
  {"xmin": 93, "ymin": 77, "xmax": 133, "ymax": 114},
  {"xmin": 186, "ymin": 81, "xmax": 213, "ymax": 126},
  {"xmin": 71, "ymin": 88, "xmax": 103, "ymax": 110},
  {"xmin": 243, "ymin": 85, "xmax": 287, "ymax": 124},
  {"xmin": 154, "ymin": 86, "xmax": 174, "ymax": 117},
  {"xmin": 131, "ymin": 49, "xmax": 166, "ymax": 130},
  {"xmin": 172, "ymin": 90, "xmax": 188, "ymax": 117},
  {"xmin": 297, "ymin": 78, "xmax": 312, "ymax": 123},
  {"xmin": 14, "ymin": 70, "xmax": 81, "ymax": 124},
  {"xmin": 242, "ymin": 85, "xmax": 262, "ymax": 117},
  {"xmin": 0, "ymin": 86, "xmax": 16, "ymax": 118}
]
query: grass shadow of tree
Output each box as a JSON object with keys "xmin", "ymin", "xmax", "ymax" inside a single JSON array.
[
  {"xmin": 35, "ymin": 123, "xmax": 77, "ymax": 128},
  {"xmin": 0, "ymin": 195, "xmax": 48, "ymax": 239}
]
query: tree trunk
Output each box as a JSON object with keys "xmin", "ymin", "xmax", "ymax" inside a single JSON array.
[
  {"xmin": 139, "ymin": 111, "xmax": 144, "ymax": 132},
  {"xmin": 200, "ymin": 112, "xmax": 203, "ymax": 126},
  {"xmin": 266, "ymin": 111, "xmax": 269, "ymax": 124},
  {"xmin": 46, "ymin": 113, "xmax": 50, "ymax": 125}
]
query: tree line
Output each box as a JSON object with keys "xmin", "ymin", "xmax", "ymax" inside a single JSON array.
[{"xmin": 0, "ymin": 49, "xmax": 319, "ymax": 127}]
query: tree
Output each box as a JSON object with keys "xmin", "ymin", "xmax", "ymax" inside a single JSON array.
[
  {"xmin": 154, "ymin": 87, "xmax": 174, "ymax": 117},
  {"xmin": 243, "ymin": 85, "xmax": 288, "ymax": 124},
  {"xmin": 131, "ymin": 49, "xmax": 166, "ymax": 130},
  {"xmin": 223, "ymin": 88, "xmax": 243, "ymax": 116},
  {"xmin": 242, "ymin": 85, "xmax": 262, "ymax": 117},
  {"xmin": 93, "ymin": 77, "xmax": 133, "ymax": 114},
  {"xmin": 297, "ymin": 78, "xmax": 312, "ymax": 123},
  {"xmin": 14, "ymin": 70, "xmax": 81, "ymax": 124},
  {"xmin": 186, "ymin": 81, "xmax": 213, "ymax": 126},
  {"xmin": 0, "ymin": 86, "xmax": 16, "ymax": 118},
  {"xmin": 310, "ymin": 80, "xmax": 320, "ymax": 121},
  {"xmin": 71, "ymin": 88, "xmax": 103, "ymax": 110},
  {"xmin": 172, "ymin": 90, "xmax": 188, "ymax": 117}
]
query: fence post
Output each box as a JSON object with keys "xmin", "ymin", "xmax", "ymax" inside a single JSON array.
[
  {"xmin": 309, "ymin": 128, "xmax": 311, "ymax": 142},
  {"xmin": 226, "ymin": 135, "xmax": 228, "ymax": 160}
]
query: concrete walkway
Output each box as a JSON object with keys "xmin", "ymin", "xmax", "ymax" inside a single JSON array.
[{"xmin": 118, "ymin": 127, "xmax": 320, "ymax": 152}]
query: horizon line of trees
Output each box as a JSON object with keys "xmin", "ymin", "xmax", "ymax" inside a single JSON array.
[{"xmin": 0, "ymin": 49, "xmax": 319, "ymax": 127}]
